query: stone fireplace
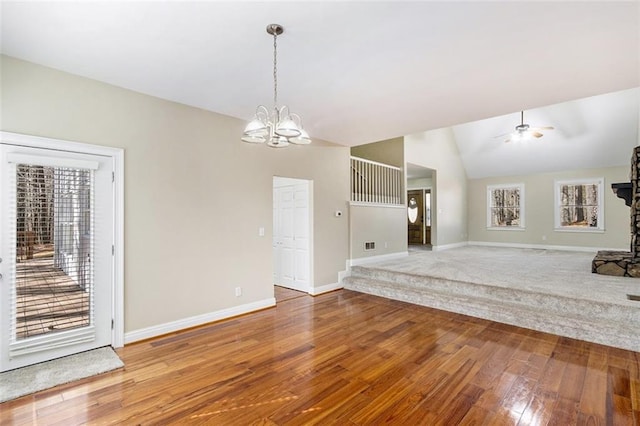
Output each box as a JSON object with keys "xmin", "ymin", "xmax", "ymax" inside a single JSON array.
[{"xmin": 592, "ymin": 146, "xmax": 640, "ymax": 277}]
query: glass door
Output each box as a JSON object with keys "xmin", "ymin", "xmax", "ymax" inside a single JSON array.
[{"xmin": 0, "ymin": 144, "xmax": 113, "ymax": 372}]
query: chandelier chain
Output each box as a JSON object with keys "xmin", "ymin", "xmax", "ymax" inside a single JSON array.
[{"xmin": 273, "ymin": 30, "xmax": 278, "ymax": 110}]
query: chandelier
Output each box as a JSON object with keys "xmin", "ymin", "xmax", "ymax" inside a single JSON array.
[{"xmin": 241, "ymin": 24, "xmax": 311, "ymax": 148}]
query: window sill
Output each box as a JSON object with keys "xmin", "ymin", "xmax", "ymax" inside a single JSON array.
[
  {"xmin": 486, "ymin": 227, "xmax": 526, "ymax": 231},
  {"xmin": 554, "ymin": 228, "xmax": 605, "ymax": 234}
]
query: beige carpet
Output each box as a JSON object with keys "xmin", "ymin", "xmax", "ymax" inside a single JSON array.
[
  {"xmin": 374, "ymin": 246, "xmax": 640, "ymax": 305},
  {"xmin": 0, "ymin": 346, "xmax": 123, "ymax": 403}
]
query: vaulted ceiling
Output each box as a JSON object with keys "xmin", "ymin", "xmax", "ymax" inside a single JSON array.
[
  {"xmin": 452, "ymin": 88, "xmax": 640, "ymax": 179},
  {"xmin": 1, "ymin": 1, "xmax": 639, "ymax": 178}
]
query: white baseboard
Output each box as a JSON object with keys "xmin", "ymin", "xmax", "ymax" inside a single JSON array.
[
  {"xmin": 310, "ymin": 282, "xmax": 343, "ymax": 295},
  {"xmin": 349, "ymin": 251, "xmax": 409, "ymax": 267},
  {"xmin": 432, "ymin": 241, "xmax": 468, "ymax": 251},
  {"xmin": 124, "ymin": 297, "xmax": 276, "ymax": 344},
  {"xmin": 468, "ymin": 240, "xmax": 626, "ymax": 253}
]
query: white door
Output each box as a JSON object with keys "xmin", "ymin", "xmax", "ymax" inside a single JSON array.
[
  {"xmin": 0, "ymin": 144, "xmax": 113, "ymax": 372},
  {"xmin": 273, "ymin": 177, "xmax": 311, "ymax": 293},
  {"xmin": 274, "ymin": 185, "xmax": 296, "ymax": 289},
  {"xmin": 292, "ymin": 184, "xmax": 310, "ymax": 288}
]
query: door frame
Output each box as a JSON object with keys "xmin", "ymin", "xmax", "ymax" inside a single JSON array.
[{"xmin": 1, "ymin": 131, "xmax": 124, "ymax": 348}]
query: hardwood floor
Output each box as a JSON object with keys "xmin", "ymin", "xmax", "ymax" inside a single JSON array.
[
  {"xmin": 274, "ymin": 285, "xmax": 308, "ymax": 303},
  {"xmin": 2, "ymin": 289, "xmax": 639, "ymax": 425}
]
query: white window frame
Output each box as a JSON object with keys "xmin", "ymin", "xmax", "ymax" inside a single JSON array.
[
  {"xmin": 487, "ymin": 183, "xmax": 525, "ymax": 230},
  {"xmin": 554, "ymin": 177, "xmax": 604, "ymax": 233}
]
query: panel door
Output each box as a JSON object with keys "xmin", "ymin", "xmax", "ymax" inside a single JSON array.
[
  {"xmin": 293, "ymin": 184, "xmax": 310, "ymax": 289},
  {"xmin": 273, "ymin": 180, "xmax": 310, "ymax": 293}
]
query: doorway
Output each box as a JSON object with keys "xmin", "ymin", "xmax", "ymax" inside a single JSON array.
[
  {"xmin": 0, "ymin": 134, "xmax": 123, "ymax": 372},
  {"xmin": 272, "ymin": 177, "xmax": 312, "ymax": 295},
  {"xmin": 407, "ymin": 189, "xmax": 431, "ymax": 246}
]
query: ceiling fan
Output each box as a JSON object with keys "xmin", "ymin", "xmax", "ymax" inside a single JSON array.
[{"xmin": 496, "ymin": 111, "xmax": 554, "ymax": 143}]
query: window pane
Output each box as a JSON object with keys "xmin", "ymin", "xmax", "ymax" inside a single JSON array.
[
  {"xmin": 557, "ymin": 180, "xmax": 601, "ymax": 229},
  {"xmin": 407, "ymin": 197, "xmax": 418, "ymax": 224},
  {"xmin": 15, "ymin": 164, "xmax": 93, "ymax": 340},
  {"xmin": 489, "ymin": 186, "xmax": 522, "ymax": 227}
]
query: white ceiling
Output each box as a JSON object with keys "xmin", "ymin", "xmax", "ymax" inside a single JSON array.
[{"xmin": 1, "ymin": 1, "xmax": 639, "ymax": 178}]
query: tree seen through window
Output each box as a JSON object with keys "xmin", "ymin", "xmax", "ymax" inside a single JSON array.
[{"xmin": 487, "ymin": 185, "xmax": 523, "ymax": 228}]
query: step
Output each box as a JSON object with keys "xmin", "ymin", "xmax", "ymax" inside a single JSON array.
[
  {"xmin": 343, "ymin": 274, "xmax": 639, "ymax": 352},
  {"xmin": 349, "ymin": 265, "xmax": 640, "ymax": 324}
]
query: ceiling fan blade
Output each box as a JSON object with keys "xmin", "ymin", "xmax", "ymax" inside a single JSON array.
[
  {"xmin": 495, "ymin": 114, "xmax": 553, "ymax": 141},
  {"xmin": 494, "ymin": 132, "xmax": 511, "ymax": 139}
]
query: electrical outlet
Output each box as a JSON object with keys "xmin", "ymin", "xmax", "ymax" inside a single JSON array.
[{"xmin": 235, "ymin": 287, "xmax": 242, "ymax": 297}]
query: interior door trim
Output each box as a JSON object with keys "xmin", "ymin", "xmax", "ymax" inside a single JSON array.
[{"xmin": 0, "ymin": 131, "xmax": 125, "ymax": 348}]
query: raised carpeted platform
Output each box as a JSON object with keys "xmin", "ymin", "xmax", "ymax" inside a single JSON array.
[{"xmin": 343, "ymin": 246, "xmax": 640, "ymax": 352}]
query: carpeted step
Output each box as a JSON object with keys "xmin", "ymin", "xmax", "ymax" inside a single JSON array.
[
  {"xmin": 348, "ymin": 265, "xmax": 640, "ymax": 324},
  {"xmin": 343, "ymin": 273, "xmax": 639, "ymax": 352}
]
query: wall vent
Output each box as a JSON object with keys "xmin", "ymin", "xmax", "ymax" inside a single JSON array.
[{"xmin": 364, "ymin": 242, "xmax": 375, "ymax": 251}]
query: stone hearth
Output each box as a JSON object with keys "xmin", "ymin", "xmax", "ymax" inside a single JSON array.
[
  {"xmin": 592, "ymin": 146, "xmax": 640, "ymax": 277},
  {"xmin": 591, "ymin": 250, "xmax": 640, "ymax": 277}
]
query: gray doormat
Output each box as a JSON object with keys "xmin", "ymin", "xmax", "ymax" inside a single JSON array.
[{"xmin": 0, "ymin": 346, "xmax": 124, "ymax": 403}]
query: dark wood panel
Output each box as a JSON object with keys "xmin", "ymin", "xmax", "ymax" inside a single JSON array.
[{"xmin": 1, "ymin": 290, "xmax": 639, "ymax": 425}]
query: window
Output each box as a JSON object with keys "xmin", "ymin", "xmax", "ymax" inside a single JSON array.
[
  {"xmin": 407, "ymin": 197, "xmax": 418, "ymax": 223},
  {"xmin": 487, "ymin": 184, "xmax": 524, "ymax": 229},
  {"xmin": 555, "ymin": 178, "xmax": 604, "ymax": 231}
]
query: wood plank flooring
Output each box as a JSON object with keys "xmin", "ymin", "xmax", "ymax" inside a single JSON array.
[
  {"xmin": 16, "ymin": 256, "xmax": 89, "ymax": 339},
  {"xmin": 1, "ymin": 289, "xmax": 639, "ymax": 425},
  {"xmin": 274, "ymin": 285, "xmax": 307, "ymax": 303}
]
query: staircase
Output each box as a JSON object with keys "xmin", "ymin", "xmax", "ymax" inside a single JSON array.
[{"xmin": 343, "ymin": 263, "xmax": 640, "ymax": 352}]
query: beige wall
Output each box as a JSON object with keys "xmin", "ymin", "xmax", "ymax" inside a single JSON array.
[
  {"xmin": 408, "ymin": 177, "xmax": 433, "ymax": 190},
  {"xmin": 349, "ymin": 137, "xmax": 407, "ymax": 259},
  {"xmin": 1, "ymin": 55, "xmax": 350, "ymax": 334},
  {"xmin": 351, "ymin": 137, "xmax": 404, "ymax": 168},
  {"xmin": 468, "ymin": 166, "xmax": 630, "ymax": 249},
  {"xmin": 405, "ymin": 128, "xmax": 468, "ymax": 247},
  {"xmin": 349, "ymin": 205, "xmax": 407, "ymax": 259}
]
